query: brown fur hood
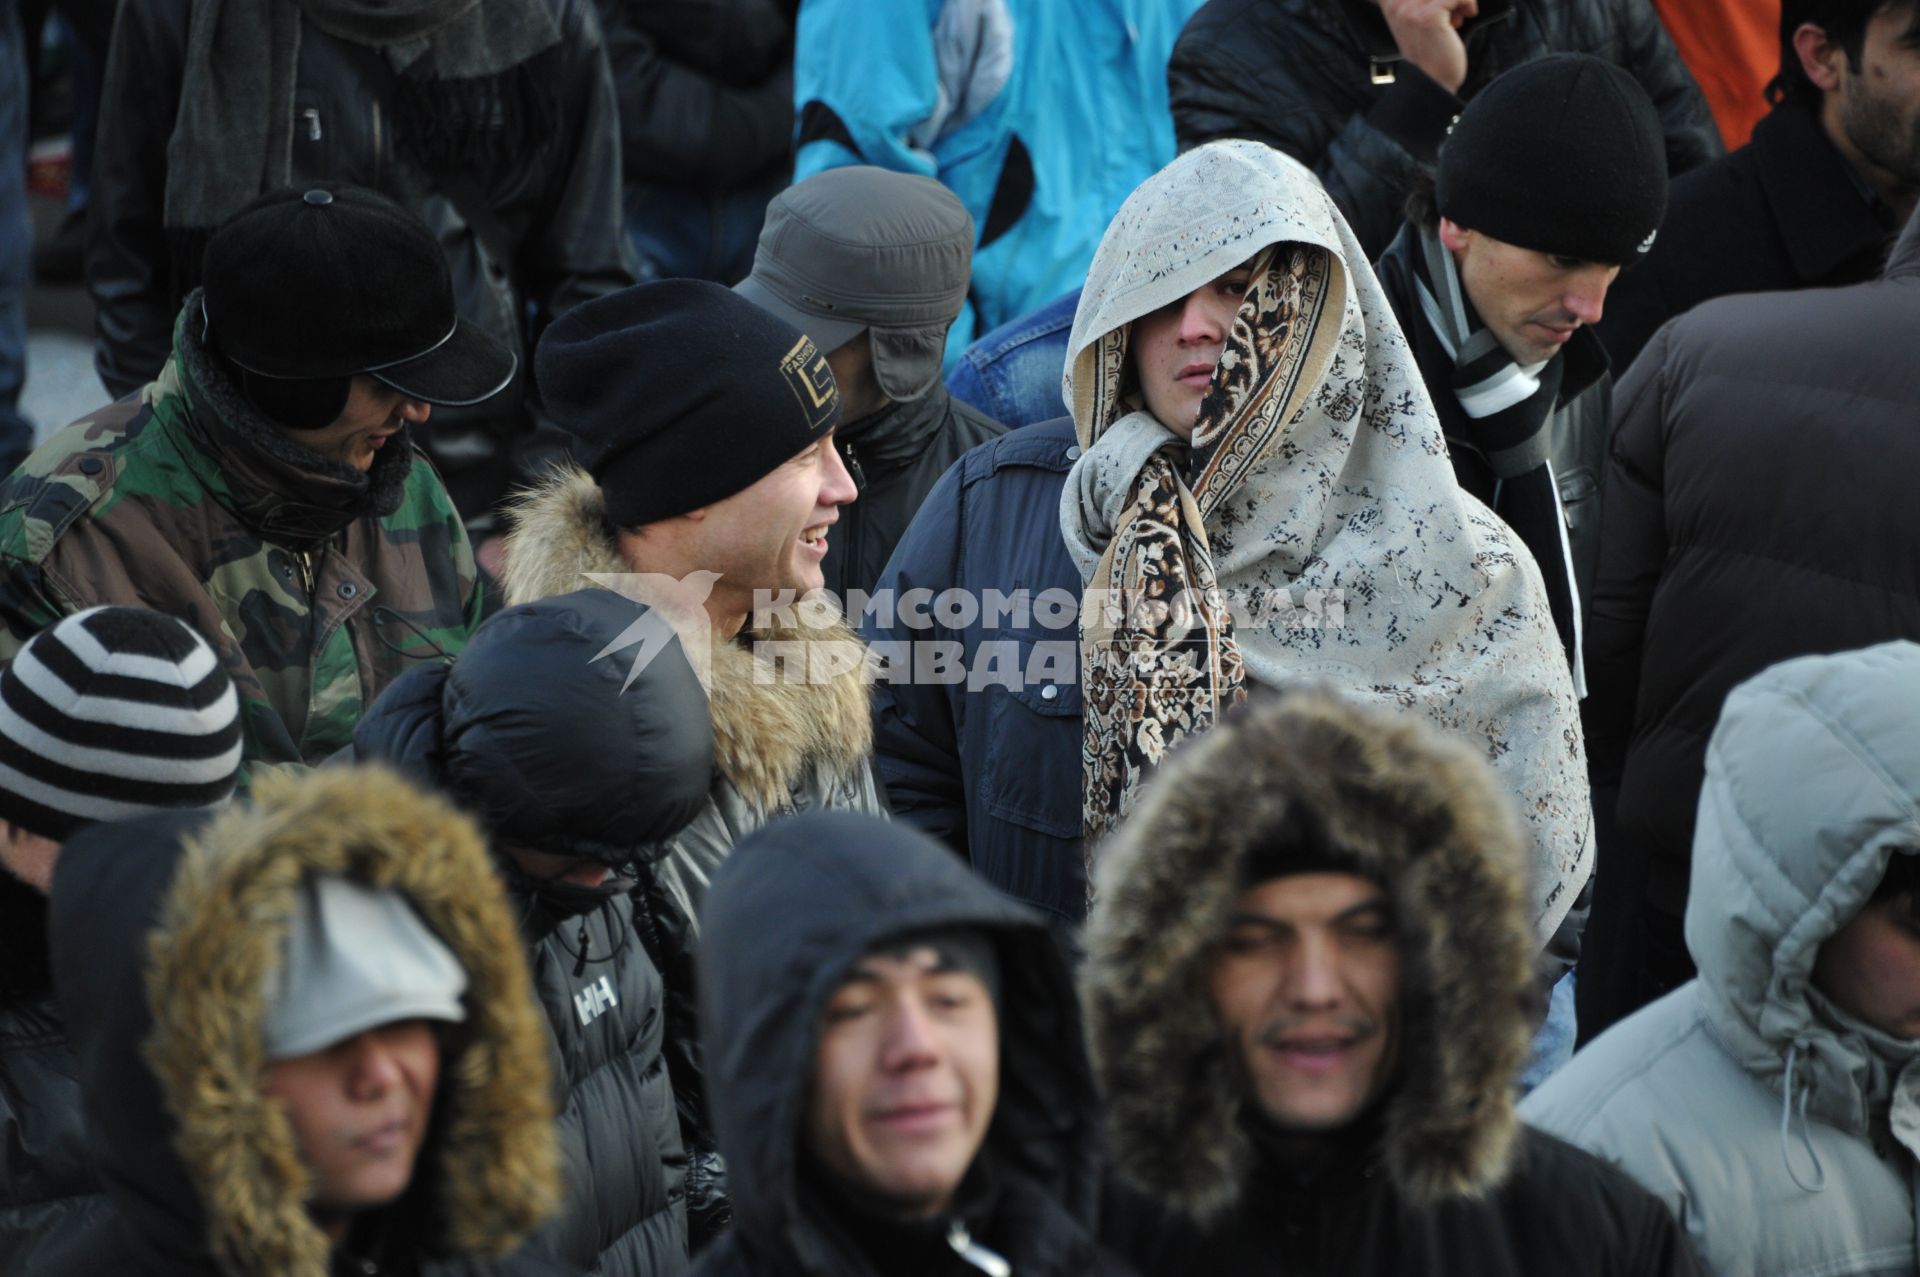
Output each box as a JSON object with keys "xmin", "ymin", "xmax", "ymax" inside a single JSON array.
[
  {"xmin": 500, "ymin": 465, "xmax": 873, "ymax": 811},
  {"xmin": 49, "ymin": 766, "xmax": 559, "ymax": 1276},
  {"xmin": 1080, "ymin": 690, "xmax": 1538, "ymax": 1224}
]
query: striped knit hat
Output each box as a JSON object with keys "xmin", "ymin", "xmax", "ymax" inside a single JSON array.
[{"xmin": 0, "ymin": 607, "xmax": 243, "ymax": 841}]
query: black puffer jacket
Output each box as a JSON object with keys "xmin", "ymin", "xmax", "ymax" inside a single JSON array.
[
  {"xmin": 355, "ymin": 589, "xmax": 719, "ymax": 1272},
  {"xmin": 1595, "ymin": 99, "xmax": 1899, "ymax": 375},
  {"xmin": 593, "ymin": 0, "xmax": 795, "ymax": 191},
  {"xmin": 687, "ymin": 812, "xmax": 1126, "ymax": 1277},
  {"xmin": 41, "ymin": 770, "xmax": 560, "ymax": 1276},
  {"xmin": 0, "ymin": 877, "xmax": 107, "ymax": 1270},
  {"xmin": 1168, "ymin": 0, "xmax": 1720, "ymax": 257},
  {"xmin": 88, "ymin": 0, "xmax": 630, "ymax": 518},
  {"xmin": 1577, "ymin": 207, "xmax": 1920, "ymax": 1033},
  {"xmin": 825, "ymin": 385, "xmax": 1008, "ymax": 599}
]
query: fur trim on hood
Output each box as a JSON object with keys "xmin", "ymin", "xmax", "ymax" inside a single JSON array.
[
  {"xmin": 1081, "ymin": 690, "xmax": 1537, "ymax": 1224},
  {"xmin": 500, "ymin": 465, "xmax": 872, "ymax": 811},
  {"xmin": 142, "ymin": 766, "xmax": 559, "ymax": 1275}
]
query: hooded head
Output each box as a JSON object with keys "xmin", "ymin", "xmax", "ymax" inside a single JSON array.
[
  {"xmin": 353, "ymin": 588, "xmax": 715, "ymax": 873},
  {"xmin": 1082, "ymin": 689, "xmax": 1537, "ymax": 1223},
  {"xmin": 696, "ymin": 811, "xmax": 1101, "ymax": 1271},
  {"xmin": 1687, "ymin": 641, "xmax": 1920, "ymax": 1136},
  {"xmin": 48, "ymin": 766, "xmax": 558, "ymax": 1276}
]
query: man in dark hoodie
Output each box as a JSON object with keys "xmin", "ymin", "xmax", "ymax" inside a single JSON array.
[
  {"xmin": 1083, "ymin": 691, "xmax": 1700, "ymax": 1277},
  {"xmin": 42, "ymin": 765, "xmax": 559, "ymax": 1276},
  {"xmin": 735, "ymin": 166, "xmax": 1007, "ymax": 598},
  {"xmin": 0, "ymin": 606, "xmax": 243, "ymax": 1270},
  {"xmin": 689, "ymin": 810, "xmax": 1120, "ymax": 1277},
  {"xmin": 354, "ymin": 587, "xmax": 719, "ymax": 1271}
]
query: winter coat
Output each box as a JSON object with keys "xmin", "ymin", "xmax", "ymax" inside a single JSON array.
[
  {"xmin": 1168, "ymin": 0, "xmax": 1721, "ymax": 258},
  {"xmin": 945, "ymin": 289, "xmax": 1077, "ymax": 432},
  {"xmin": 88, "ymin": 0, "xmax": 629, "ymax": 511},
  {"xmin": 1597, "ymin": 99, "xmax": 1898, "ymax": 375},
  {"xmin": 1375, "ymin": 220, "xmax": 1611, "ymax": 664},
  {"xmin": 593, "ymin": 0, "xmax": 793, "ymax": 193},
  {"xmin": 825, "ymin": 384, "xmax": 1007, "ymax": 599},
  {"xmin": 355, "ymin": 589, "xmax": 722, "ymax": 1274},
  {"xmin": 0, "ymin": 878, "xmax": 106, "ymax": 1271},
  {"xmin": 863, "ymin": 415, "xmax": 1085, "ymax": 922},
  {"xmin": 1082, "ymin": 689, "xmax": 1700, "ymax": 1277},
  {"xmin": 687, "ymin": 811, "xmax": 1121, "ymax": 1277},
  {"xmin": 41, "ymin": 767, "xmax": 559, "ymax": 1276},
  {"xmin": 1578, "ymin": 208, "xmax": 1920, "ymax": 1026},
  {"xmin": 793, "ymin": 0, "xmax": 1204, "ymax": 356},
  {"xmin": 1523, "ymin": 642, "xmax": 1920, "ymax": 1277},
  {"xmin": 0, "ymin": 304, "xmax": 485, "ymax": 782}
]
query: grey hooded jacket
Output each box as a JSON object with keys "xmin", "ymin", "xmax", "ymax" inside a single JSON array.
[{"xmin": 1522, "ymin": 641, "xmax": 1920, "ymax": 1276}]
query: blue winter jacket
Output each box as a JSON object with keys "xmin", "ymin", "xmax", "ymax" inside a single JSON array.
[
  {"xmin": 861, "ymin": 416, "xmax": 1087, "ymax": 921},
  {"xmin": 793, "ymin": 0, "xmax": 1202, "ymax": 358}
]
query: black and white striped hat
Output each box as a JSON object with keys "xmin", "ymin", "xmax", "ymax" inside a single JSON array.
[{"xmin": 0, "ymin": 607, "xmax": 243, "ymax": 841}]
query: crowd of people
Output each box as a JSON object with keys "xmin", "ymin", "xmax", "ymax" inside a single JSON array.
[{"xmin": 2, "ymin": 0, "xmax": 1920, "ymax": 1274}]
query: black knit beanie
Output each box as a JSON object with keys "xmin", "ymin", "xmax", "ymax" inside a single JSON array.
[
  {"xmin": 538, "ymin": 279, "xmax": 843, "ymax": 529},
  {"xmin": 1436, "ymin": 53, "xmax": 1669, "ymax": 265}
]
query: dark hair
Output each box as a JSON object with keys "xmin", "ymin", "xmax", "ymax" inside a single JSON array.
[
  {"xmin": 1403, "ymin": 172, "xmax": 1441, "ymax": 230},
  {"xmin": 1871, "ymin": 848, "xmax": 1920, "ymax": 912},
  {"xmin": 1770, "ymin": 0, "xmax": 1920, "ymax": 106}
]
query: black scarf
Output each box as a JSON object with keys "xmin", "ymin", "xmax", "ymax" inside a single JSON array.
[{"xmin": 1406, "ymin": 224, "xmax": 1580, "ymax": 670}]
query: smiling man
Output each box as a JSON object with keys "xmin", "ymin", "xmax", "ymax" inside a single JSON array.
[
  {"xmin": 1375, "ymin": 54, "xmax": 1669, "ymax": 682},
  {"xmin": 1084, "ymin": 690, "xmax": 1701, "ymax": 1277},
  {"xmin": 690, "ymin": 810, "xmax": 1124, "ymax": 1277},
  {"xmin": 0, "ymin": 185, "xmax": 502, "ymax": 777}
]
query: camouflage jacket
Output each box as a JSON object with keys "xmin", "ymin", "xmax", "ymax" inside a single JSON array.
[{"xmin": 0, "ymin": 318, "xmax": 483, "ymax": 781}]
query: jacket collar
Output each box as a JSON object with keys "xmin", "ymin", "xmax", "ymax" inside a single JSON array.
[
  {"xmin": 1753, "ymin": 102, "xmax": 1899, "ymax": 285},
  {"xmin": 836, "ymin": 383, "xmax": 958, "ymax": 471},
  {"xmin": 499, "ymin": 466, "xmax": 874, "ymax": 811}
]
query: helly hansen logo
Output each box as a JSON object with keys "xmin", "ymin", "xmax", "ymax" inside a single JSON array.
[
  {"xmin": 575, "ymin": 975, "xmax": 618, "ymax": 1027},
  {"xmin": 780, "ymin": 335, "xmax": 839, "ymax": 430}
]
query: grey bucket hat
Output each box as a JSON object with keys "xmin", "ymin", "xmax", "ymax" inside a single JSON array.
[{"xmin": 735, "ymin": 167, "xmax": 973, "ymax": 402}]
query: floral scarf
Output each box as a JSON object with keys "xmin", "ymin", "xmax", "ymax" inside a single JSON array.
[{"xmin": 1061, "ymin": 141, "xmax": 1593, "ymax": 941}]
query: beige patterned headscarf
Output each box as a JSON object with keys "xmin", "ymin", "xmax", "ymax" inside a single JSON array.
[{"xmin": 1061, "ymin": 141, "xmax": 1593, "ymax": 943}]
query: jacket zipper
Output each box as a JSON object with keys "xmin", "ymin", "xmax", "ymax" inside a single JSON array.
[
  {"xmin": 300, "ymin": 108, "xmax": 322, "ymax": 143},
  {"xmin": 371, "ymin": 99, "xmax": 383, "ymax": 186},
  {"xmin": 294, "ymin": 547, "xmax": 317, "ymax": 597},
  {"xmin": 838, "ymin": 441, "xmax": 865, "ymax": 590}
]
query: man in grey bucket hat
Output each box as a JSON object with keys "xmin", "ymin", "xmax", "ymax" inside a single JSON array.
[{"xmin": 736, "ymin": 166, "xmax": 1007, "ymax": 596}]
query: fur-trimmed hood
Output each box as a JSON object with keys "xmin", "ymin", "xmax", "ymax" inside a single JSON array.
[
  {"xmin": 48, "ymin": 766, "xmax": 559, "ymax": 1276},
  {"xmin": 501, "ymin": 465, "xmax": 872, "ymax": 812},
  {"xmin": 1081, "ymin": 689, "xmax": 1537, "ymax": 1224}
]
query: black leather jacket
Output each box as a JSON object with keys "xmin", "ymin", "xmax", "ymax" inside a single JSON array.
[
  {"xmin": 1169, "ymin": 0, "xmax": 1722, "ymax": 258},
  {"xmin": 88, "ymin": 0, "xmax": 630, "ymax": 510}
]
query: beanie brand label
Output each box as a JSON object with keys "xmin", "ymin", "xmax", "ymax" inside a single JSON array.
[{"xmin": 780, "ymin": 335, "xmax": 840, "ymax": 431}]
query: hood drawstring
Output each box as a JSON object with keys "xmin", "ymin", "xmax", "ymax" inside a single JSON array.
[
  {"xmin": 1779, "ymin": 1038, "xmax": 1828, "ymax": 1192},
  {"xmin": 557, "ymin": 893, "xmax": 634, "ymax": 978},
  {"xmin": 946, "ymin": 1221, "xmax": 1011, "ymax": 1277}
]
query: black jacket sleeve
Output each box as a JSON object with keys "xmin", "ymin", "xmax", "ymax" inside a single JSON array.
[
  {"xmin": 592, "ymin": 0, "xmax": 793, "ymax": 189},
  {"xmin": 1581, "ymin": 321, "xmax": 1674, "ymax": 787},
  {"xmin": 87, "ymin": 0, "xmax": 192, "ymax": 397},
  {"xmin": 1609, "ymin": 0, "xmax": 1722, "ymax": 177}
]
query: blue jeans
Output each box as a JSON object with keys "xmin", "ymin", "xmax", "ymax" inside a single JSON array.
[
  {"xmin": 0, "ymin": 0, "xmax": 34, "ymax": 468},
  {"xmin": 622, "ymin": 172, "xmax": 785, "ymax": 286},
  {"xmin": 945, "ymin": 288, "xmax": 1079, "ymax": 429}
]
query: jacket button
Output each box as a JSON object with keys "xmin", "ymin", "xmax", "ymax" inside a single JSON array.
[
  {"xmin": 337, "ymin": 581, "xmax": 359, "ymax": 600},
  {"xmin": 1065, "ymin": 445, "xmax": 1082, "ymax": 461},
  {"xmin": 78, "ymin": 457, "xmax": 102, "ymax": 475},
  {"xmin": 1040, "ymin": 684, "xmax": 1059, "ymax": 701}
]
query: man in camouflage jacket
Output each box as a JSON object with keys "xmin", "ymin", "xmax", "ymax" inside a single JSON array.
[{"xmin": 0, "ymin": 187, "xmax": 504, "ymax": 779}]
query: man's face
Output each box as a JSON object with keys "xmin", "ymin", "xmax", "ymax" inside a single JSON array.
[
  {"xmin": 804, "ymin": 945, "xmax": 999, "ymax": 1217},
  {"xmin": 1129, "ymin": 260, "xmax": 1256, "ymax": 439},
  {"xmin": 689, "ymin": 433, "xmax": 858, "ymax": 605},
  {"xmin": 1827, "ymin": 5, "xmax": 1920, "ymax": 197},
  {"xmin": 1439, "ymin": 220, "xmax": 1620, "ymax": 366},
  {"xmin": 1812, "ymin": 893, "xmax": 1920, "ymax": 1039},
  {"xmin": 288, "ymin": 376, "xmax": 432, "ymax": 472},
  {"xmin": 502, "ymin": 843, "xmax": 614, "ymax": 889},
  {"xmin": 1208, "ymin": 873, "xmax": 1402, "ymax": 1132},
  {"xmin": 262, "ymin": 1019, "xmax": 441, "ymax": 1216},
  {"xmin": 824, "ymin": 337, "xmax": 892, "ymax": 425}
]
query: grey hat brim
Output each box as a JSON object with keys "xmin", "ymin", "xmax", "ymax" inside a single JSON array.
[{"xmin": 734, "ymin": 274, "xmax": 868, "ymax": 358}]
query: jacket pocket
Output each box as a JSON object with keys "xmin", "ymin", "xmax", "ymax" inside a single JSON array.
[{"xmin": 980, "ymin": 638, "xmax": 1082, "ymax": 839}]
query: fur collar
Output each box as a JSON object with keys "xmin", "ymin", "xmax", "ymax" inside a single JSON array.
[
  {"xmin": 500, "ymin": 466, "xmax": 873, "ymax": 812},
  {"xmin": 143, "ymin": 767, "xmax": 558, "ymax": 1275},
  {"xmin": 1080, "ymin": 690, "xmax": 1537, "ymax": 1224}
]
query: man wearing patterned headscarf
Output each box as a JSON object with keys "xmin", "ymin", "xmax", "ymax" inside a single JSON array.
[{"xmin": 1059, "ymin": 140, "xmax": 1593, "ymax": 965}]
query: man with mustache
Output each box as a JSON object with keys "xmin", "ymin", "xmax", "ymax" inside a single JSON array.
[
  {"xmin": 0, "ymin": 185, "xmax": 506, "ymax": 780},
  {"xmin": 1084, "ymin": 691, "xmax": 1701, "ymax": 1277},
  {"xmin": 687, "ymin": 811, "xmax": 1125, "ymax": 1277}
]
